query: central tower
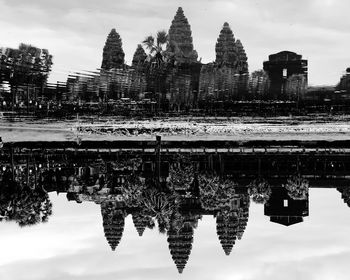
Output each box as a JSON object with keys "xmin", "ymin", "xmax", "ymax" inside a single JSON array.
[{"xmin": 167, "ymin": 7, "xmax": 198, "ymax": 64}]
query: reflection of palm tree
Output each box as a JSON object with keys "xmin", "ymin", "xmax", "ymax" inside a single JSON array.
[{"xmin": 141, "ymin": 189, "xmax": 178, "ymax": 233}]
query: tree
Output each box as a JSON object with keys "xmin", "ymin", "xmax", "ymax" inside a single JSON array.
[{"xmin": 142, "ymin": 30, "xmax": 169, "ymax": 67}]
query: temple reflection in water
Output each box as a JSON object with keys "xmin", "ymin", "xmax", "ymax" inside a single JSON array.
[{"xmin": 0, "ymin": 143, "xmax": 350, "ymax": 273}]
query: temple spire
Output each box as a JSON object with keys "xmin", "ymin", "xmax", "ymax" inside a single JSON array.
[
  {"xmin": 235, "ymin": 39, "xmax": 248, "ymax": 73},
  {"xmin": 215, "ymin": 22, "xmax": 237, "ymax": 67},
  {"xmin": 167, "ymin": 7, "xmax": 198, "ymax": 64},
  {"xmin": 101, "ymin": 28, "xmax": 125, "ymax": 70},
  {"xmin": 216, "ymin": 212, "xmax": 238, "ymax": 256},
  {"xmin": 101, "ymin": 202, "xmax": 126, "ymax": 251},
  {"xmin": 167, "ymin": 224, "xmax": 194, "ymax": 274},
  {"xmin": 132, "ymin": 44, "xmax": 147, "ymax": 67},
  {"xmin": 215, "ymin": 22, "xmax": 248, "ymax": 73}
]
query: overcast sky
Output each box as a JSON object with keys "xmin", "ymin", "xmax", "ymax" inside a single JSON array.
[{"xmin": 0, "ymin": 0, "xmax": 349, "ymax": 86}]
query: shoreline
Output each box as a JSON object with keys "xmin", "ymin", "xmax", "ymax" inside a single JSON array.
[{"xmin": 0, "ymin": 115, "xmax": 349, "ymax": 143}]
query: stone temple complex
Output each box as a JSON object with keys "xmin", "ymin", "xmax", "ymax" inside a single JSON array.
[
  {"xmin": 67, "ymin": 7, "xmax": 309, "ymax": 112},
  {"xmin": 69, "ymin": 8, "xmax": 251, "ymax": 110}
]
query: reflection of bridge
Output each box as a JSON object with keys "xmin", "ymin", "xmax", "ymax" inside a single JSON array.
[
  {"xmin": 4, "ymin": 139, "xmax": 350, "ymax": 152},
  {"xmin": 2, "ymin": 140, "xmax": 349, "ymax": 188}
]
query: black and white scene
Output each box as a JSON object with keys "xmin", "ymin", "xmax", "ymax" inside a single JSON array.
[{"xmin": 0, "ymin": 0, "xmax": 350, "ymax": 279}]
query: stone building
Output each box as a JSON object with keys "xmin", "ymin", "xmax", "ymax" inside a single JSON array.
[{"xmin": 263, "ymin": 51, "xmax": 308, "ymax": 100}]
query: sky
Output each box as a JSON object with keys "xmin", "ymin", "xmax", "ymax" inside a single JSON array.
[
  {"xmin": 0, "ymin": 0, "xmax": 349, "ymax": 86},
  {"xmin": 1, "ymin": 189, "xmax": 350, "ymax": 279}
]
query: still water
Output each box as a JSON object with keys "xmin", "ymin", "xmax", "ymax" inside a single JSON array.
[{"xmin": 0, "ymin": 148, "xmax": 350, "ymax": 279}]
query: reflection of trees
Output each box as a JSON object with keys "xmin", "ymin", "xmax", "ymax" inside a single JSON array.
[
  {"xmin": 198, "ymin": 174, "xmax": 237, "ymax": 211},
  {"xmin": 0, "ymin": 184, "xmax": 52, "ymax": 227},
  {"xmin": 284, "ymin": 176, "xmax": 309, "ymax": 200},
  {"xmin": 248, "ymin": 179, "xmax": 271, "ymax": 204},
  {"xmin": 140, "ymin": 189, "xmax": 178, "ymax": 233}
]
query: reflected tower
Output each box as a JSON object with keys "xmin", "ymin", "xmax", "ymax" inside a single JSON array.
[
  {"xmin": 215, "ymin": 191, "xmax": 250, "ymax": 255},
  {"xmin": 132, "ymin": 212, "xmax": 154, "ymax": 237},
  {"xmin": 167, "ymin": 224, "xmax": 194, "ymax": 274},
  {"xmin": 216, "ymin": 212, "xmax": 238, "ymax": 255},
  {"xmin": 101, "ymin": 202, "xmax": 126, "ymax": 251}
]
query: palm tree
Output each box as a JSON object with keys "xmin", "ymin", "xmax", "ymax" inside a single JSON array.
[{"xmin": 142, "ymin": 30, "xmax": 169, "ymax": 67}]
